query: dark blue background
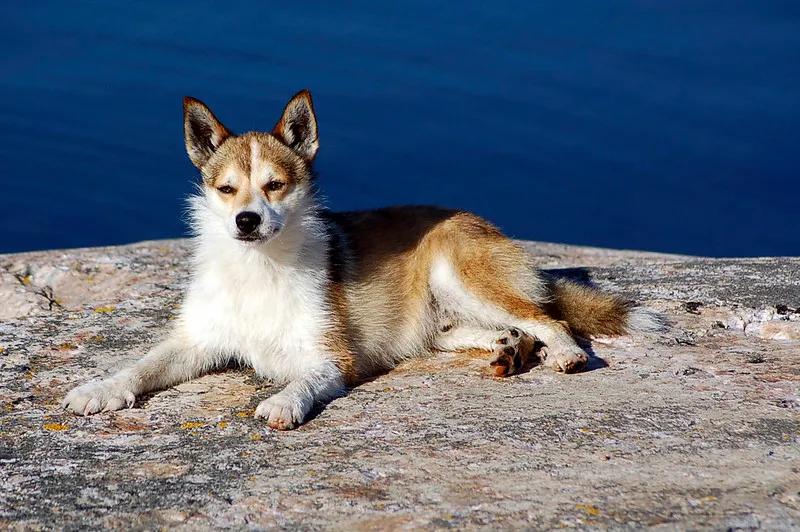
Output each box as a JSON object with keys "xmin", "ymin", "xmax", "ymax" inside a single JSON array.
[{"xmin": 2, "ymin": 2, "xmax": 798, "ymax": 256}]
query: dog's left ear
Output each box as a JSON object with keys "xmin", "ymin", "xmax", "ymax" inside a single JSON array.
[{"xmin": 272, "ymin": 90, "xmax": 319, "ymax": 162}]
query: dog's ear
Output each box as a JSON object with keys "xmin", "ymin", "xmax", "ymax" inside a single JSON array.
[
  {"xmin": 183, "ymin": 97, "xmax": 232, "ymax": 169},
  {"xmin": 272, "ymin": 90, "xmax": 319, "ymax": 162}
]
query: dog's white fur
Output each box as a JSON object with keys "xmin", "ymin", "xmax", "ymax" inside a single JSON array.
[
  {"xmin": 63, "ymin": 109, "xmax": 349, "ymax": 428},
  {"xmin": 64, "ymin": 192, "xmax": 344, "ymax": 427},
  {"xmin": 63, "ymin": 90, "xmax": 662, "ymax": 429}
]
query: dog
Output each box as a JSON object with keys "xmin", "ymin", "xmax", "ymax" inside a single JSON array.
[{"xmin": 62, "ymin": 90, "xmax": 663, "ymax": 429}]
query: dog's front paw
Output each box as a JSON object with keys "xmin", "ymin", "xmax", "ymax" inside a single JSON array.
[
  {"xmin": 541, "ymin": 344, "xmax": 588, "ymax": 374},
  {"xmin": 62, "ymin": 379, "xmax": 136, "ymax": 416},
  {"xmin": 254, "ymin": 394, "xmax": 308, "ymax": 430}
]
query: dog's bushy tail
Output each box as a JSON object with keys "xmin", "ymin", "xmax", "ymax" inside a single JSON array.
[{"xmin": 546, "ymin": 278, "xmax": 665, "ymax": 338}]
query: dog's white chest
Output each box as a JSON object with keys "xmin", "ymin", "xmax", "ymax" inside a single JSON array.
[{"xmin": 179, "ymin": 259, "xmax": 329, "ymax": 381}]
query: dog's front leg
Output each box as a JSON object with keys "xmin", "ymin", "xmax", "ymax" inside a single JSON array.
[
  {"xmin": 62, "ymin": 334, "xmax": 212, "ymax": 416},
  {"xmin": 254, "ymin": 359, "xmax": 344, "ymax": 430}
]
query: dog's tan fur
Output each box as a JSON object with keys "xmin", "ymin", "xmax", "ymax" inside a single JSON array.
[
  {"xmin": 182, "ymin": 90, "xmax": 660, "ymax": 383},
  {"xmin": 62, "ymin": 90, "xmax": 663, "ymax": 430},
  {"xmin": 324, "ymin": 207, "xmax": 547, "ymax": 381}
]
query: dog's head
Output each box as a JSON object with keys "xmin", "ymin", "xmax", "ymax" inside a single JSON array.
[{"xmin": 183, "ymin": 90, "xmax": 319, "ymax": 245}]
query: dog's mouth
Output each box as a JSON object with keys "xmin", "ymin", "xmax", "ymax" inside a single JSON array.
[
  {"xmin": 235, "ymin": 227, "xmax": 280, "ymax": 244},
  {"xmin": 235, "ymin": 235, "xmax": 262, "ymax": 242}
]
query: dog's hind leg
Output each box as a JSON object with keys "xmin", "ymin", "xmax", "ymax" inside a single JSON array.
[
  {"xmin": 428, "ymin": 217, "xmax": 588, "ymax": 376},
  {"xmin": 433, "ymin": 324, "xmax": 539, "ymax": 376},
  {"xmin": 434, "ymin": 323, "xmax": 499, "ymax": 352},
  {"xmin": 462, "ymin": 276, "xmax": 588, "ymax": 375},
  {"xmin": 62, "ymin": 333, "xmax": 217, "ymax": 415}
]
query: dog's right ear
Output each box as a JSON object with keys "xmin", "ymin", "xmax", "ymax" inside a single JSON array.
[{"xmin": 183, "ymin": 97, "xmax": 231, "ymax": 169}]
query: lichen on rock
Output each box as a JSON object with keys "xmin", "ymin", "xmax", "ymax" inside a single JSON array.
[{"xmin": 0, "ymin": 239, "xmax": 798, "ymax": 529}]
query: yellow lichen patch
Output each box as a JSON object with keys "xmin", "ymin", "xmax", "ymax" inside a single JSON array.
[
  {"xmin": 94, "ymin": 306, "xmax": 116, "ymax": 313},
  {"xmin": 250, "ymin": 433, "xmax": 262, "ymax": 441},
  {"xmin": 217, "ymin": 421, "xmax": 229, "ymax": 429},
  {"xmin": 43, "ymin": 423, "xmax": 69, "ymax": 432},
  {"xmin": 575, "ymin": 504, "xmax": 601, "ymax": 517},
  {"xmin": 236, "ymin": 410, "xmax": 254, "ymax": 418},
  {"xmin": 180, "ymin": 421, "xmax": 206, "ymax": 430},
  {"xmin": 0, "ymin": 346, "xmax": 5, "ymax": 354},
  {"xmin": 56, "ymin": 342, "xmax": 78, "ymax": 351}
]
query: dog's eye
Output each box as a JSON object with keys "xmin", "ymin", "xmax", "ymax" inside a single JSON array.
[
  {"xmin": 217, "ymin": 185, "xmax": 236, "ymax": 195},
  {"xmin": 265, "ymin": 181, "xmax": 286, "ymax": 192}
]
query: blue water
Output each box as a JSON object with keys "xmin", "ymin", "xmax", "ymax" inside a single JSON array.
[{"xmin": 2, "ymin": 2, "xmax": 798, "ymax": 256}]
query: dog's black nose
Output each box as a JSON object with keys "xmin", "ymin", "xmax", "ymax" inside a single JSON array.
[{"xmin": 235, "ymin": 211, "xmax": 261, "ymax": 234}]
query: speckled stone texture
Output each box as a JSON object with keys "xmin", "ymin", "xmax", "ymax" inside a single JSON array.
[{"xmin": 1, "ymin": 239, "xmax": 798, "ymax": 530}]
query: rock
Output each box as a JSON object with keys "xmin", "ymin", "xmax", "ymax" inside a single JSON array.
[{"xmin": 1, "ymin": 239, "xmax": 798, "ymax": 529}]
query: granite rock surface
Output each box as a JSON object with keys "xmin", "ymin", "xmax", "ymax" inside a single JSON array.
[{"xmin": 1, "ymin": 239, "xmax": 798, "ymax": 530}]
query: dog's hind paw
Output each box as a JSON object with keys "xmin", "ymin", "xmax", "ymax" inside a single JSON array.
[
  {"xmin": 541, "ymin": 344, "xmax": 588, "ymax": 373},
  {"xmin": 489, "ymin": 327, "xmax": 536, "ymax": 377}
]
